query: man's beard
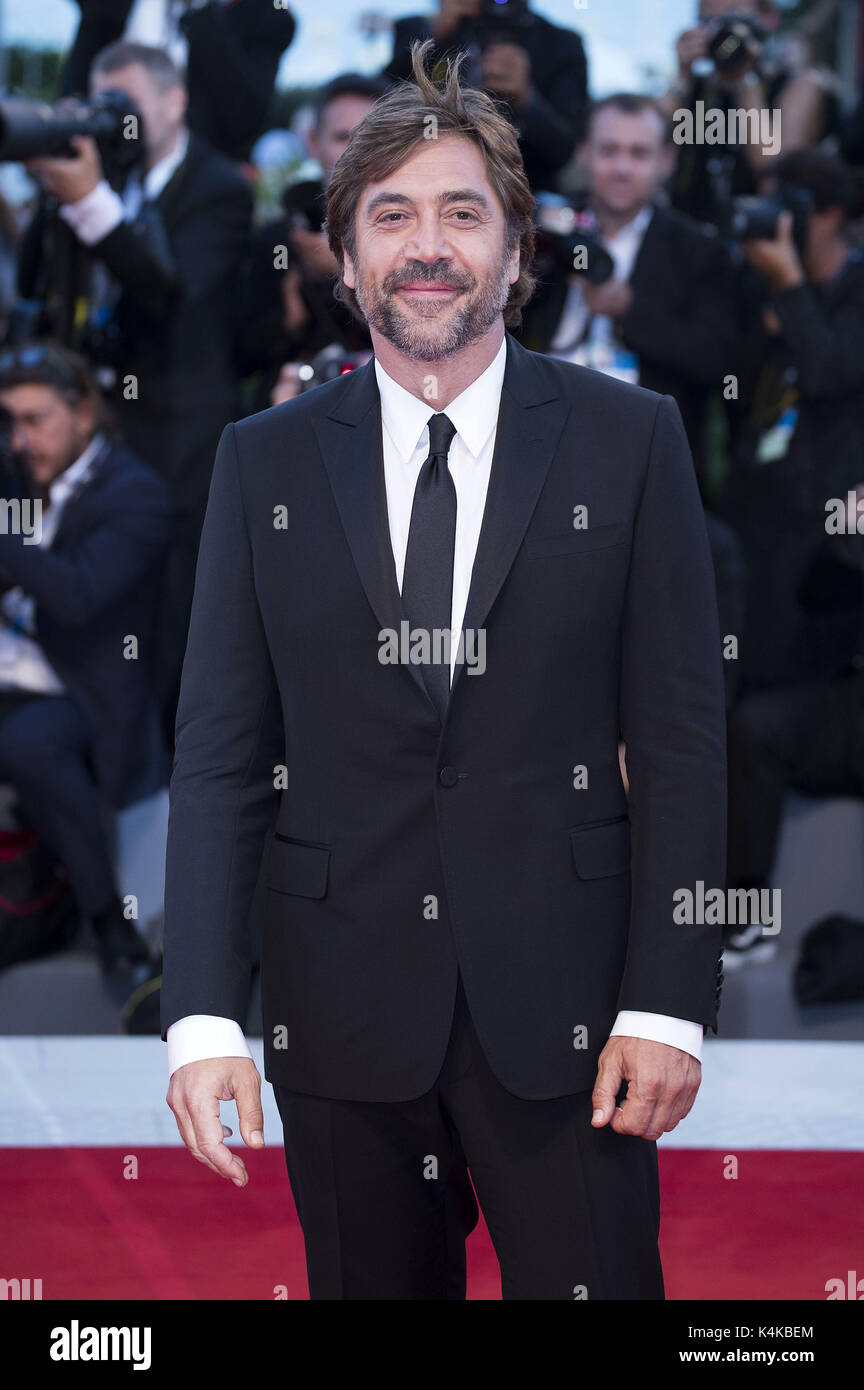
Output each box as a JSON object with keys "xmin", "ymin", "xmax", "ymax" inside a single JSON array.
[{"xmin": 352, "ymin": 245, "xmax": 514, "ymax": 361}]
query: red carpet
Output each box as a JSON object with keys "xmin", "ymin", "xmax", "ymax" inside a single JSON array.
[{"xmin": 1, "ymin": 1148, "xmax": 861, "ymax": 1300}]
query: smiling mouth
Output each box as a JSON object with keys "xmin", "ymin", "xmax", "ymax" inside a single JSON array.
[{"xmin": 398, "ymin": 284, "xmax": 461, "ymax": 294}]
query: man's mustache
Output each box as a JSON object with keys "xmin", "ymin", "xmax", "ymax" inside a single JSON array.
[{"xmin": 383, "ymin": 262, "xmax": 475, "ymax": 293}]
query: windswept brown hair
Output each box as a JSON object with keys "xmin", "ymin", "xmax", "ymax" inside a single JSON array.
[{"xmin": 324, "ymin": 38, "xmax": 536, "ymax": 329}]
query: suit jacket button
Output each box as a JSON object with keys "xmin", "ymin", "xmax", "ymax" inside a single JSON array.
[{"xmin": 439, "ymin": 766, "xmax": 459, "ymax": 788}]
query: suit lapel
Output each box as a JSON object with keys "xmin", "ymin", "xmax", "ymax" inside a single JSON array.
[{"xmin": 312, "ymin": 360, "xmax": 435, "ymax": 712}]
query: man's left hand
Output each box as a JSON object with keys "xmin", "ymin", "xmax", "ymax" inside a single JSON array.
[
  {"xmin": 740, "ymin": 209, "xmax": 805, "ymax": 291},
  {"xmin": 591, "ymin": 1035, "xmax": 701, "ymax": 1139},
  {"xmin": 481, "ymin": 42, "xmax": 532, "ymax": 109},
  {"xmin": 27, "ymin": 135, "xmax": 103, "ymax": 205}
]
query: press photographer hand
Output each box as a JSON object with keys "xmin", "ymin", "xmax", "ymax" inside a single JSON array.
[
  {"xmin": 481, "ymin": 43, "xmax": 532, "ymax": 109},
  {"xmin": 27, "ymin": 134, "xmax": 103, "ymax": 205},
  {"xmin": 740, "ymin": 209, "xmax": 805, "ymax": 291}
]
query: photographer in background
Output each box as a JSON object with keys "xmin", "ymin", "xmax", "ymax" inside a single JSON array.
[
  {"xmin": 237, "ymin": 74, "xmax": 385, "ymax": 411},
  {"xmin": 384, "ymin": 0, "xmax": 588, "ymax": 193},
  {"xmin": 59, "ymin": 0, "xmax": 296, "ymax": 164},
  {"xmin": 659, "ymin": 0, "xmax": 837, "ymax": 229},
  {"xmin": 18, "ymin": 41, "xmax": 253, "ymax": 746},
  {"xmin": 0, "ymin": 344, "xmax": 173, "ymax": 974},
  {"xmin": 725, "ymin": 512, "xmax": 864, "ymax": 968},
  {"xmin": 519, "ymin": 95, "xmax": 735, "ymax": 484},
  {"xmin": 720, "ymin": 150, "xmax": 864, "ymax": 697}
]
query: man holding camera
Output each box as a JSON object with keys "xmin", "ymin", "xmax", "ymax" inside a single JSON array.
[
  {"xmin": 20, "ymin": 40, "xmax": 253, "ymax": 744},
  {"xmin": 59, "ymin": 0, "xmax": 296, "ymax": 165},
  {"xmin": 384, "ymin": 0, "xmax": 588, "ymax": 193},
  {"xmin": 719, "ymin": 149, "xmax": 864, "ymax": 962},
  {"xmin": 238, "ymin": 74, "xmax": 385, "ymax": 411},
  {"xmin": 659, "ymin": 0, "xmax": 833, "ymax": 229},
  {"xmin": 722, "ymin": 150, "xmax": 864, "ymax": 693},
  {"xmin": 519, "ymin": 94, "xmax": 735, "ymax": 482}
]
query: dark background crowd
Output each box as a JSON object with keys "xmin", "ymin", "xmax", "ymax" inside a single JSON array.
[{"xmin": 0, "ymin": 0, "xmax": 862, "ymax": 1024}]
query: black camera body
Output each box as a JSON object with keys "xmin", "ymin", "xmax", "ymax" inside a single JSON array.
[
  {"xmin": 296, "ymin": 344, "xmax": 366, "ymax": 393},
  {"xmin": 473, "ymin": 0, "xmax": 535, "ymax": 50},
  {"xmin": 533, "ymin": 197, "xmax": 615, "ymax": 286},
  {"xmin": 729, "ymin": 186, "xmax": 813, "ymax": 255},
  {"xmin": 704, "ymin": 12, "xmax": 764, "ymax": 76},
  {"xmin": 281, "ymin": 178, "xmax": 326, "ymax": 236},
  {"xmin": 0, "ymin": 90, "xmax": 144, "ymax": 187}
]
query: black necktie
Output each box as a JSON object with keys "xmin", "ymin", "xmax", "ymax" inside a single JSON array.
[{"xmin": 401, "ymin": 412, "xmax": 458, "ymax": 719}]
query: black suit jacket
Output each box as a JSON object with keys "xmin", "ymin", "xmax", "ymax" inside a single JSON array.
[
  {"xmin": 519, "ymin": 206, "xmax": 735, "ymax": 476},
  {"xmin": 161, "ymin": 332, "xmax": 726, "ymax": 1102},
  {"xmin": 59, "ymin": 0, "xmax": 296, "ymax": 164},
  {"xmin": 0, "ymin": 440, "xmax": 174, "ymax": 809},
  {"xmin": 20, "ymin": 134, "xmax": 253, "ymax": 518}
]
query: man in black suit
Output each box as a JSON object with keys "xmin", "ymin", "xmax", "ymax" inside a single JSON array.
[
  {"xmin": 0, "ymin": 344, "xmax": 173, "ymax": 971},
  {"xmin": 162, "ymin": 42, "xmax": 726, "ymax": 1300},
  {"xmin": 384, "ymin": 0, "xmax": 588, "ymax": 194},
  {"xmin": 23, "ymin": 41, "xmax": 253, "ymax": 741},
  {"xmin": 519, "ymin": 94, "xmax": 735, "ymax": 486},
  {"xmin": 59, "ymin": 0, "xmax": 296, "ymax": 164}
]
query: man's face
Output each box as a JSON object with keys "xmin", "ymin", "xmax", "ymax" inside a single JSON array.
[
  {"xmin": 91, "ymin": 63, "xmax": 186, "ymax": 161},
  {"xmin": 311, "ymin": 95, "xmax": 378, "ymax": 180},
  {"xmin": 342, "ymin": 134, "xmax": 520, "ymax": 362},
  {"xmin": 582, "ymin": 107, "xmax": 672, "ymax": 222},
  {"xmin": 0, "ymin": 385, "xmax": 93, "ymax": 490}
]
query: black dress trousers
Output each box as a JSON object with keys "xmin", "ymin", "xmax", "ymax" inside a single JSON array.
[{"xmin": 273, "ymin": 973, "xmax": 664, "ymax": 1301}]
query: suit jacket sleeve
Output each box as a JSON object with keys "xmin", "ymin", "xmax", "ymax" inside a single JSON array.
[
  {"xmin": 617, "ymin": 394, "xmax": 727, "ymax": 1029},
  {"xmin": 182, "ymin": 0, "xmax": 296, "ymax": 161},
  {"xmin": 618, "ymin": 228, "xmax": 736, "ymax": 386},
  {"xmin": 91, "ymin": 176, "xmax": 253, "ymax": 322},
  {"xmin": 0, "ymin": 467, "xmax": 173, "ymax": 625},
  {"xmin": 509, "ymin": 31, "xmax": 588, "ymax": 172},
  {"xmin": 160, "ymin": 421, "xmax": 284, "ymax": 1038}
]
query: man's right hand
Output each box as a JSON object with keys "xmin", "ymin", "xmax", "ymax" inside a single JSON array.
[
  {"xmin": 432, "ymin": 0, "xmax": 481, "ymax": 42},
  {"xmin": 167, "ymin": 1058, "xmax": 264, "ymax": 1187}
]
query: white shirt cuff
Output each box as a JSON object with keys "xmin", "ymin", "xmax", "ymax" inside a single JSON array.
[
  {"xmin": 610, "ymin": 1011, "xmax": 703, "ymax": 1061},
  {"xmin": 58, "ymin": 179, "xmax": 125, "ymax": 245},
  {"xmin": 166, "ymin": 1014, "xmax": 253, "ymax": 1077}
]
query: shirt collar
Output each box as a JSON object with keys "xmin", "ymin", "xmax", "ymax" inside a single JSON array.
[
  {"xmin": 605, "ymin": 203, "xmax": 654, "ymax": 249},
  {"xmin": 143, "ymin": 127, "xmax": 189, "ymax": 202},
  {"xmin": 48, "ymin": 433, "xmax": 105, "ymax": 507},
  {"xmin": 375, "ymin": 334, "xmax": 507, "ymax": 463}
]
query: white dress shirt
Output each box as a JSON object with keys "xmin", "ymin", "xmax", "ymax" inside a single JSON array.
[
  {"xmin": 166, "ymin": 336, "xmax": 703, "ymax": 1073},
  {"xmin": 0, "ymin": 433, "xmax": 105, "ymax": 695},
  {"xmin": 550, "ymin": 205, "xmax": 654, "ymax": 383},
  {"xmin": 59, "ymin": 128, "xmax": 190, "ymax": 248}
]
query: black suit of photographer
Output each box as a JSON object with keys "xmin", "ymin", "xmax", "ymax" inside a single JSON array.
[
  {"xmin": 517, "ymin": 204, "xmax": 736, "ymax": 486},
  {"xmin": 236, "ymin": 180, "xmax": 371, "ymax": 410},
  {"xmin": 18, "ymin": 132, "xmax": 253, "ymax": 739},
  {"xmin": 384, "ymin": 10, "xmax": 588, "ymax": 193},
  {"xmin": 720, "ymin": 250, "xmax": 864, "ymax": 694},
  {"xmin": 59, "ymin": 0, "xmax": 296, "ymax": 164}
]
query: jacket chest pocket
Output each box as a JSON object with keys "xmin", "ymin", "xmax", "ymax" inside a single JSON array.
[
  {"xmin": 266, "ymin": 835, "xmax": 331, "ymax": 898},
  {"xmin": 569, "ymin": 816, "xmax": 630, "ymax": 878},
  {"xmin": 524, "ymin": 522, "xmax": 630, "ymax": 560}
]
